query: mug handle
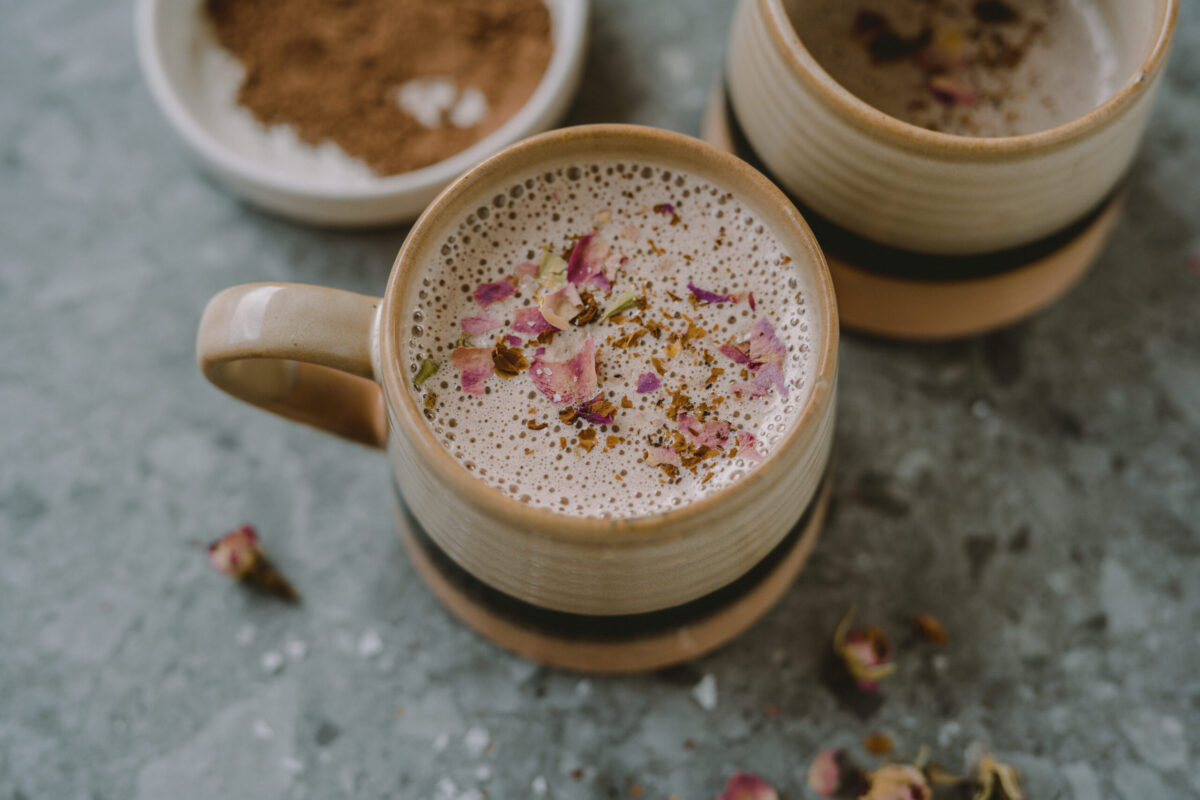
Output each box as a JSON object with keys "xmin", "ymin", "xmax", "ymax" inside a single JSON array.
[{"xmin": 196, "ymin": 283, "xmax": 387, "ymax": 449}]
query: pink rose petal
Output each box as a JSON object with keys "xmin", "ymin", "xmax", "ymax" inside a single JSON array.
[
  {"xmin": 747, "ymin": 318, "xmax": 786, "ymax": 364},
  {"xmin": 678, "ymin": 414, "xmax": 731, "ymax": 450},
  {"xmin": 513, "ymin": 261, "xmax": 539, "ymax": 280},
  {"xmin": 512, "ymin": 306, "xmax": 555, "ymax": 337},
  {"xmin": 539, "ymin": 284, "xmax": 583, "ymax": 330},
  {"xmin": 506, "ymin": 334, "xmax": 523, "ymax": 347},
  {"xmin": 586, "ymin": 270, "xmax": 612, "ymax": 293},
  {"xmin": 461, "ymin": 311, "xmax": 500, "ymax": 337},
  {"xmin": 731, "ymin": 362, "xmax": 788, "ymax": 399},
  {"xmin": 717, "ymin": 772, "xmax": 779, "ymax": 800},
  {"xmin": 636, "ymin": 372, "xmax": 661, "ymax": 393},
  {"xmin": 450, "ymin": 347, "xmax": 494, "ymax": 395},
  {"xmin": 688, "ymin": 281, "xmax": 734, "ymax": 304},
  {"xmin": 577, "ymin": 394, "xmax": 614, "ymax": 426},
  {"xmin": 567, "ymin": 232, "xmax": 610, "ymax": 286},
  {"xmin": 806, "ymin": 749, "xmax": 842, "ymax": 798},
  {"xmin": 645, "ymin": 447, "xmax": 679, "ymax": 467},
  {"xmin": 747, "ymin": 291, "xmax": 757, "ymax": 311},
  {"xmin": 473, "ymin": 279, "xmax": 515, "ymax": 308},
  {"xmin": 719, "ymin": 343, "xmax": 752, "ymax": 366},
  {"xmin": 736, "ymin": 431, "xmax": 763, "ymax": 463},
  {"xmin": 529, "ymin": 337, "xmax": 597, "ymax": 406}
]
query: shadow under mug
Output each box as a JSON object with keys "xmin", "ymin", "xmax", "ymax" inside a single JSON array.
[{"xmin": 196, "ymin": 125, "xmax": 840, "ymax": 672}]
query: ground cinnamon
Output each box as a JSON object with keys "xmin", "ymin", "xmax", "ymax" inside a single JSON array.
[{"xmin": 205, "ymin": 0, "xmax": 554, "ymax": 176}]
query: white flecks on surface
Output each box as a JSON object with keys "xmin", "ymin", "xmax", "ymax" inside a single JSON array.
[
  {"xmin": 575, "ymin": 679, "xmax": 592, "ymax": 698},
  {"xmin": 532, "ymin": 775, "xmax": 548, "ymax": 796},
  {"xmin": 433, "ymin": 732, "xmax": 450, "ymax": 753},
  {"xmin": 463, "ymin": 726, "xmax": 490, "ymax": 757},
  {"xmin": 449, "ymin": 88, "xmax": 489, "ymax": 128},
  {"xmin": 235, "ymin": 623, "xmax": 256, "ymax": 646},
  {"xmin": 260, "ymin": 651, "xmax": 285, "ymax": 674},
  {"xmin": 457, "ymin": 790, "xmax": 485, "ymax": 800},
  {"xmin": 396, "ymin": 77, "xmax": 459, "ymax": 128},
  {"xmin": 284, "ymin": 638, "xmax": 308, "ymax": 661},
  {"xmin": 475, "ymin": 764, "xmax": 493, "ymax": 783},
  {"xmin": 1062, "ymin": 762, "xmax": 1102, "ymax": 800},
  {"xmin": 971, "ymin": 399, "xmax": 992, "ymax": 420},
  {"xmin": 938, "ymin": 721, "xmax": 962, "ymax": 747},
  {"xmin": 252, "ymin": 719, "xmax": 274, "ymax": 740},
  {"xmin": 357, "ymin": 629, "xmax": 383, "ymax": 659},
  {"xmin": 932, "ymin": 653, "xmax": 949, "ymax": 674},
  {"xmin": 434, "ymin": 776, "xmax": 459, "ymax": 800},
  {"xmin": 691, "ymin": 673, "xmax": 718, "ymax": 711},
  {"xmin": 279, "ymin": 756, "xmax": 304, "ymax": 776},
  {"xmin": 1099, "ymin": 559, "xmax": 1150, "ymax": 635},
  {"xmin": 192, "ymin": 41, "xmax": 380, "ymax": 186},
  {"xmin": 1120, "ymin": 710, "xmax": 1188, "ymax": 771},
  {"xmin": 659, "ymin": 47, "xmax": 694, "ymax": 83}
]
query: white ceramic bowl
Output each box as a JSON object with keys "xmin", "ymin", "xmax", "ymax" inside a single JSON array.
[{"xmin": 135, "ymin": 0, "xmax": 589, "ymax": 227}]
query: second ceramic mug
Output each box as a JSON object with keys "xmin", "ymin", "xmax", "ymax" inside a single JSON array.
[{"xmin": 196, "ymin": 125, "xmax": 839, "ymax": 672}]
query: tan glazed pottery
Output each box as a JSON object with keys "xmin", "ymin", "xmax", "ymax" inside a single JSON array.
[
  {"xmin": 723, "ymin": 0, "xmax": 1178, "ymax": 339},
  {"xmin": 196, "ymin": 125, "xmax": 840, "ymax": 672}
]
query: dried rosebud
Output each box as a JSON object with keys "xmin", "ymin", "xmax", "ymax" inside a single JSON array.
[
  {"xmin": 913, "ymin": 613, "xmax": 949, "ymax": 647},
  {"xmin": 973, "ymin": 755, "xmax": 1024, "ymax": 800},
  {"xmin": 806, "ymin": 749, "xmax": 842, "ymax": 797},
  {"xmin": 207, "ymin": 525, "xmax": 298, "ymax": 603},
  {"xmin": 602, "ymin": 290, "xmax": 640, "ymax": 321},
  {"xmin": 717, "ymin": 772, "xmax": 778, "ymax": 800},
  {"xmin": 834, "ymin": 606, "xmax": 896, "ymax": 692},
  {"xmin": 861, "ymin": 765, "xmax": 931, "ymax": 800}
]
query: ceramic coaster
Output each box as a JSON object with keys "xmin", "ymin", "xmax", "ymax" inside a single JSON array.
[
  {"xmin": 393, "ymin": 475, "xmax": 832, "ymax": 674},
  {"xmin": 703, "ymin": 83, "xmax": 1125, "ymax": 340}
]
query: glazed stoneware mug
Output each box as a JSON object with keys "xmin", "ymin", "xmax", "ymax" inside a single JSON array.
[
  {"xmin": 723, "ymin": 0, "xmax": 1179, "ymax": 338},
  {"xmin": 197, "ymin": 125, "xmax": 839, "ymax": 673}
]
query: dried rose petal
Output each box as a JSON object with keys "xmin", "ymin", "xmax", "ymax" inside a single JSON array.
[
  {"xmin": 688, "ymin": 281, "xmax": 734, "ymax": 304},
  {"xmin": 586, "ymin": 269, "xmax": 612, "ymax": 293},
  {"xmin": 731, "ymin": 363, "xmax": 787, "ymax": 399},
  {"xmin": 861, "ymin": 765, "xmax": 931, "ymax": 800},
  {"xmin": 645, "ymin": 447, "xmax": 679, "ymax": 467},
  {"xmin": 539, "ymin": 284, "xmax": 583, "ymax": 330},
  {"xmin": 975, "ymin": 755, "xmax": 1025, "ymax": 800},
  {"xmin": 505, "ymin": 334, "xmax": 523, "ymax": 348},
  {"xmin": 806, "ymin": 749, "xmax": 842, "ymax": 798},
  {"xmin": 207, "ymin": 524, "xmax": 298, "ymax": 602},
  {"xmin": 679, "ymin": 414, "xmax": 731, "ymax": 450},
  {"xmin": 929, "ymin": 74, "xmax": 978, "ymax": 107},
  {"xmin": 736, "ymin": 431, "xmax": 763, "ymax": 462},
  {"xmin": 577, "ymin": 394, "xmax": 616, "ymax": 426},
  {"xmin": 473, "ymin": 279, "xmax": 515, "ymax": 307},
  {"xmin": 637, "ymin": 372, "xmax": 661, "ymax": 394},
  {"xmin": 717, "ymin": 772, "xmax": 778, "ymax": 800},
  {"xmin": 461, "ymin": 311, "xmax": 501, "ymax": 337},
  {"xmin": 567, "ymin": 232, "xmax": 611, "ymax": 286},
  {"xmin": 833, "ymin": 606, "xmax": 896, "ymax": 692},
  {"xmin": 538, "ymin": 252, "xmax": 568, "ymax": 291},
  {"xmin": 747, "ymin": 291, "xmax": 757, "ymax": 311},
  {"xmin": 450, "ymin": 347, "xmax": 494, "ymax": 395},
  {"xmin": 747, "ymin": 318, "xmax": 786, "ymax": 364},
  {"xmin": 654, "ymin": 202, "xmax": 676, "ymax": 217},
  {"xmin": 513, "ymin": 260, "xmax": 539, "ymax": 280},
  {"xmin": 913, "ymin": 613, "xmax": 949, "ymax": 647},
  {"xmin": 529, "ymin": 337, "xmax": 598, "ymax": 406},
  {"xmin": 719, "ymin": 343, "xmax": 753, "ymax": 366},
  {"xmin": 512, "ymin": 306, "xmax": 554, "ymax": 337}
]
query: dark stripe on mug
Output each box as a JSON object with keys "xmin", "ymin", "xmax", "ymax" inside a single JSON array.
[
  {"xmin": 722, "ymin": 85, "xmax": 1123, "ymax": 282},
  {"xmin": 393, "ymin": 470, "xmax": 829, "ymax": 642}
]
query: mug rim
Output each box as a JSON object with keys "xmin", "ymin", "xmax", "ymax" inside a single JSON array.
[
  {"xmin": 378, "ymin": 123, "xmax": 839, "ymax": 542},
  {"xmin": 759, "ymin": 0, "xmax": 1179, "ymax": 157}
]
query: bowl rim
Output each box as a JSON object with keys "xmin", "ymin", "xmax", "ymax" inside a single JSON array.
[
  {"xmin": 134, "ymin": 0, "xmax": 589, "ymax": 199},
  {"xmin": 758, "ymin": 0, "xmax": 1180, "ymax": 157},
  {"xmin": 377, "ymin": 123, "xmax": 839, "ymax": 542}
]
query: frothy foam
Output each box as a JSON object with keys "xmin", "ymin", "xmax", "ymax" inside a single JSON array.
[{"xmin": 402, "ymin": 161, "xmax": 819, "ymax": 519}]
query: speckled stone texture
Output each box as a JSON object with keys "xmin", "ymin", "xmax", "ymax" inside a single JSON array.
[{"xmin": 2, "ymin": 2, "xmax": 1198, "ymax": 799}]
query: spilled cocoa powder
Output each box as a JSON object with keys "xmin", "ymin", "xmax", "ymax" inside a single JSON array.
[{"xmin": 205, "ymin": 0, "xmax": 553, "ymax": 176}]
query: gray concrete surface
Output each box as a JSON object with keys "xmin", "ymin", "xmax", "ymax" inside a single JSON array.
[{"xmin": 2, "ymin": 2, "xmax": 1198, "ymax": 798}]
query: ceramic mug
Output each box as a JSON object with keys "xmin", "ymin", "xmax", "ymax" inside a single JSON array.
[
  {"xmin": 727, "ymin": 0, "xmax": 1179, "ymax": 257},
  {"xmin": 197, "ymin": 125, "xmax": 839, "ymax": 672}
]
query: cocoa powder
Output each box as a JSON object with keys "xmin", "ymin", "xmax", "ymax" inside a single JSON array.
[{"xmin": 205, "ymin": 0, "xmax": 554, "ymax": 176}]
